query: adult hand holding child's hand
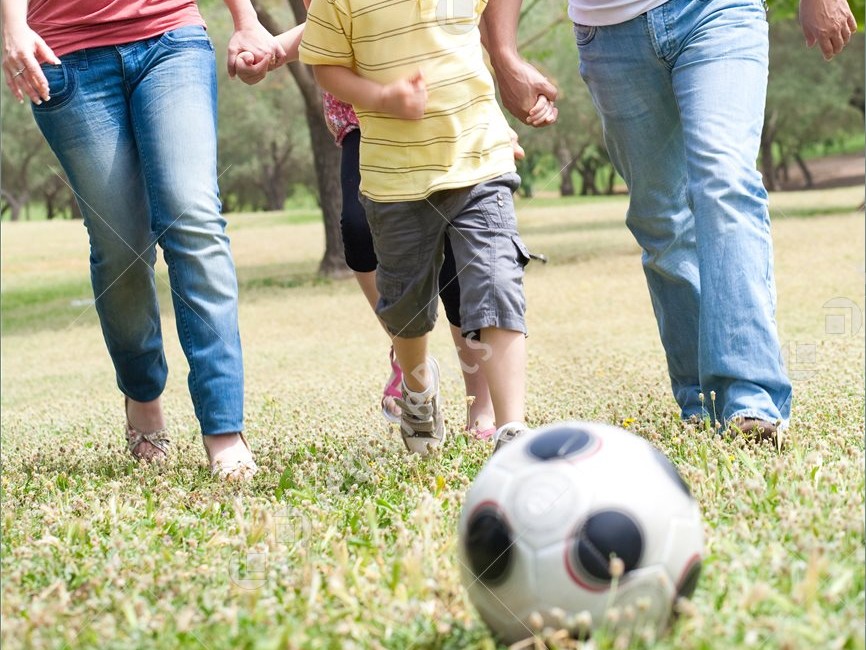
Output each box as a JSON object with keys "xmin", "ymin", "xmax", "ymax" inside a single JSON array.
[{"xmin": 235, "ymin": 51, "xmax": 268, "ymax": 85}]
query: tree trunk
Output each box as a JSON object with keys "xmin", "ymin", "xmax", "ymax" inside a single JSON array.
[
  {"xmin": 577, "ymin": 160, "xmax": 599, "ymax": 196},
  {"xmin": 605, "ymin": 165, "xmax": 616, "ymax": 195},
  {"xmin": 760, "ymin": 112, "xmax": 777, "ymax": 192},
  {"xmin": 43, "ymin": 182, "xmax": 66, "ymax": 219},
  {"xmin": 556, "ymin": 140, "xmax": 575, "ymax": 197},
  {"xmin": 1, "ymin": 189, "xmax": 24, "ymax": 221},
  {"xmin": 850, "ymin": 87, "xmax": 865, "ymax": 116},
  {"xmin": 793, "ymin": 152, "xmax": 813, "ymax": 189},
  {"xmin": 259, "ymin": 140, "xmax": 291, "ymax": 210},
  {"xmin": 255, "ymin": 0, "xmax": 348, "ymax": 277}
]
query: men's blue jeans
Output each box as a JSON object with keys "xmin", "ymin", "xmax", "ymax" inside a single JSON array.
[
  {"xmin": 574, "ymin": 0, "xmax": 792, "ymax": 426},
  {"xmin": 32, "ymin": 26, "xmax": 244, "ymax": 435}
]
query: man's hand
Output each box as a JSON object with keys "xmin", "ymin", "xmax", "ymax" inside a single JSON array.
[
  {"xmin": 493, "ymin": 56, "xmax": 558, "ymax": 126},
  {"xmin": 800, "ymin": 0, "xmax": 857, "ymax": 60}
]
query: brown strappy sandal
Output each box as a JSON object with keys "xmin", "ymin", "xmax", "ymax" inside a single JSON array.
[{"xmin": 124, "ymin": 397, "xmax": 169, "ymax": 462}]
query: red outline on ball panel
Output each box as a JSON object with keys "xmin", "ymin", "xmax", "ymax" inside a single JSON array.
[
  {"xmin": 674, "ymin": 553, "xmax": 702, "ymax": 595},
  {"xmin": 563, "ymin": 541, "xmax": 610, "ymax": 593},
  {"xmin": 470, "ymin": 500, "xmax": 507, "ymax": 521},
  {"xmin": 562, "ymin": 508, "xmax": 646, "ymax": 594},
  {"xmin": 563, "ymin": 518, "xmax": 610, "ymax": 593},
  {"xmin": 566, "ymin": 436, "xmax": 603, "ymax": 464}
]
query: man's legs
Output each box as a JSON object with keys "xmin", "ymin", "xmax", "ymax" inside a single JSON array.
[
  {"xmin": 575, "ymin": 17, "xmax": 703, "ymax": 419},
  {"xmin": 670, "ymin": 0, "xmax": 791, "ymax": 426}
]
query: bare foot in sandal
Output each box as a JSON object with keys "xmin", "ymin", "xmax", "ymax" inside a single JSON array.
[
  {"xmin": 125, "ymin": 396, "xmax": 169, "ymax": 462},
  {"xmin": 202, "ymin": 433, "xmax": 258, "ymax": 481}
]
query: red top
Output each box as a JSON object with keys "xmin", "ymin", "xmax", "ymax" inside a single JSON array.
[{"xmin": 27, "ymin": 0, "xmax": 205, "ymax": 58}]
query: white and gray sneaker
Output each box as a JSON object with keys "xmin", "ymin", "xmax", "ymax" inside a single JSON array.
[
  {"xmin": 493, "ymin": 421, "xmax": 530, "ymax": 453},
  {"xmin": 395, "ymin": 357, "xmax": 445, "ymax": 456}
]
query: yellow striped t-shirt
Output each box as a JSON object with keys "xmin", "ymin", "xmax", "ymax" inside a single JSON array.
[{"xmin": 299, "ymin": 0, "xmax": 516, "ymax": 202}]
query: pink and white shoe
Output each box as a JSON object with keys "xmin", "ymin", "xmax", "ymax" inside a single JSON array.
[{"xmin": 381, "ymin": 347, "xmax": 403, "ymax": 424}]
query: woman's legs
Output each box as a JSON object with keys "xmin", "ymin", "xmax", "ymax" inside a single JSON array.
[
  {"xmin": 32, "ymin": 31, "xmax": 251, "ymax": 475},
  {"xmin": 32, "ymin": 47, "xmax": 171, "ymax": 458},
  {"xmin": 128, "ymin": 29, "xmax": 252, "ymax": 475}
]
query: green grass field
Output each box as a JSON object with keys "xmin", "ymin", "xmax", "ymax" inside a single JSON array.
[{"xmin": 1, "ymin": 187, "xmax": 863, "ymax": 650}]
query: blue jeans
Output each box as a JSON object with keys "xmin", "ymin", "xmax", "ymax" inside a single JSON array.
[
  {"xmin": 574, "ymin": 0, "xmax": 792, "ymax": 427},
  {"xmin": 32, "ymin": 26, "xmax": 244, "ymax": 435}
]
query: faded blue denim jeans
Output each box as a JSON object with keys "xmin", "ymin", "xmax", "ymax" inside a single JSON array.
[
  {"xmin": 32, "ymin": 25, "xmax": 244, "ymax": 435},
  {"xmin": 574, "ymin": 0, "xmax": 792, "ymax": 427}
]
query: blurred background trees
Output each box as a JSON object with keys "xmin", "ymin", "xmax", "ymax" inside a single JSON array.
[{"xmin": 1, "ymin": 0, "xmax": 863, "ymax": 274}]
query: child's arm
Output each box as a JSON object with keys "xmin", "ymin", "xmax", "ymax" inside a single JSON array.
[
  {"xmin": 312, "ymin": 65, "xmax": 427, "ymax": 119},
  {"xmin": 236, "ymin": 23, "xmax": 305, "ymax": 85},
  {"xmin": 276, "ymin": 23, "xmax": 305, "ymax": 63}
]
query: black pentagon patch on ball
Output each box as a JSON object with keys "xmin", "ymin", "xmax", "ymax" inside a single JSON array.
[
  {"xmin": 572, "ymin": 510, "xmax": 643, "ymax": 582},
  {"xmin": 465, "ymin": 506, "xmax": 514, "ymax": 586},
  {"xmin": 527, "ymin": 425, "xmax": 595, "ymax": 461},
  {"xmin": 651, "ymin": 447, "xmax": 692, "ymax": 498},
  {"xmin": 676, "ymin": 558, "xmax": 702, "ymax": 600}
]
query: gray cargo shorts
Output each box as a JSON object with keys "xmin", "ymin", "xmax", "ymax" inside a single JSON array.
[{"xmin": 360, "ymin": 172, "xmax": 529, "ymax": 338}]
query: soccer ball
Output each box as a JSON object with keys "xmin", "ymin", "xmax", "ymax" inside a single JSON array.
[{"xmin": 458, "ymin": 421, "xmax": 703, "ymax": 644}]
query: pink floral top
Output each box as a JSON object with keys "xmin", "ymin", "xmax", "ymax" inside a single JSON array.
[{"xmin": 322, "ymin": 91, "xmax": 359, "ymax": 146}]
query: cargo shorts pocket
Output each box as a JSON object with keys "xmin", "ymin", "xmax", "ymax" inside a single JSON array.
[
  {"xmin": 375, "ymin": 267, "xmax": 404, "ymax": 305},
  {"xmin": 512, "ymin": 234, "xmax": 531, "ymax": 267}
]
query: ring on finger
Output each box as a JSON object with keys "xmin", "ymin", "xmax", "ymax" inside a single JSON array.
[{"xmin": 13, "ymin": 68, "xmax": 25, "ymax": 78}]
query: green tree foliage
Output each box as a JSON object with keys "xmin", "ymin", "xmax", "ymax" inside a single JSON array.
[
  {"xmin": 1, "ymin": 0, "xmax": 862, "ymax": 219},
  {"xmin": 767, "ymin": 0, "xmax": 864, "ymax": 27},
  {"xmin": 762, "ymin": 22, "xmax": 864, "ymax": 189},
  {"xmin": 510, "ymin": 0, "xmax": 863, "ymax": 196},
  {"xmin": 0, "ymin": 96, "xmax": 78, "ymax": 220},
  {"xmin": 510, "ymin": 7, "xmax": 616, "ymax": 197},
  {"xmin": 206, "ymin": 7, "xmax": 314, "ymax": 212}
]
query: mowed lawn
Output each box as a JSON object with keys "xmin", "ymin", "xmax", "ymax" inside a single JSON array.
[{"xmin": 1, "ymin": 187, "xmax": 863, "ymax": 650}]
